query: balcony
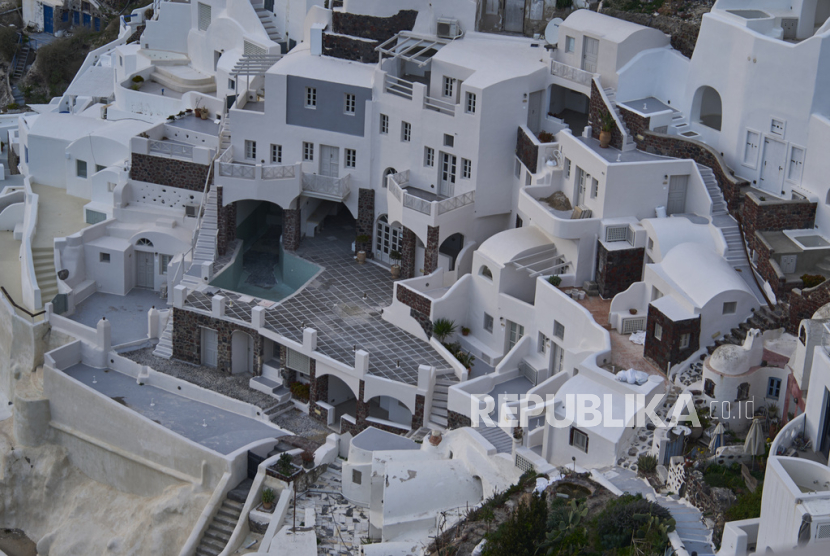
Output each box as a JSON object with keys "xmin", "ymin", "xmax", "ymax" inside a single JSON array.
[
  {"xmin": 379, "ymin": 71, "xmax": 460, "ymax": 118},
  {"xmin": 517, "ymin": 185, "xmax": 601, "ymax": 240},
  {"xmin": 550, "ymin": 60, "xmax": 596, "ymax": 90},
  {"xmin": 214, "ymin": 148, "xmax": 302, "ymax": 208},
  {"xmin": 301, "ymin": 172, "xmax": 352, "ymax": 202},
  {"xmin": 387, "ymin": 170, "xmax": 475, "ymax": 235}
]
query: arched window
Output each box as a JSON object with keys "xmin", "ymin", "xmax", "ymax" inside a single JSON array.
[
  {"xmin": 692, "ymin": 86, "xmax": 722, "ymax": 131},
  {"xmin": 136, "ymin": 238, "xmax": 154, "ymax": 247},
  {"xmin": 382, "ymin": 167, "xmax": 397, "ymax": 188},
  {"xmin": 479, "ymin": 265, "xmax": 493, "ymax": 280},
  {"xmin": 704, "ymin": 378, "xmax": 715, "ymax": 398}
]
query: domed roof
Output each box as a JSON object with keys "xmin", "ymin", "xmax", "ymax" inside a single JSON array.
[
  {"xmin": 708, "ymin": 329, "xmax": 763, "ymax": 376},
  {"xmin": 813, "ymin": 302, "xmax": 830, "ymax": 320}
]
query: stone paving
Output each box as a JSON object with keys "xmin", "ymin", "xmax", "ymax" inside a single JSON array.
[
  {"xmin": 185, "ymin": 214, "xmax": 453, "ymax": 385},
  {"xmin": 284, "ymin": 460, "xmax": 371, "ymax": 555},
  {"xmin": 616, "ymin": 385, "xmax": 681, "ymax": 471},
  {"xmin": 675, "ymin": 360, "xmax": 704, "ymax": 388}
]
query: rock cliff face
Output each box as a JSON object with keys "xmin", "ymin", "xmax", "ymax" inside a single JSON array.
[{"xmin": 0, "ymin": 418, "xmax": 208, "ymax": 556}]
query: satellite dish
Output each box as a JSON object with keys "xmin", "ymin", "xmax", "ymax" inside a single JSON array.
[{"xmin": 545, "ymin": 18, "xmax": 563, "ymax": 45}]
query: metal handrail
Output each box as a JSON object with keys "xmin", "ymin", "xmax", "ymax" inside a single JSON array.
[
  {"xmin": 185, "ymin": 137, "xmax": 222, "ymax": 276},
  {"xmin": 1, "ymin": 286, "xmax": 45, "ymax": 320}
]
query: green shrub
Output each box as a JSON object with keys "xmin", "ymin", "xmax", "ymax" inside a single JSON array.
[
  {"xmin": 548, "ymin": 275, "xmax": 562, "ymax": 287},
  {"xmin": 261, "ymin": 487, "xmax": 275, "ymax": 505},
  {"xmin": 596, "ymin": 494, "xmax": 674, "ymax": 550},
  {"xmin": 433, "ymin": 318, "xmax": 457, "ymax": 342},
  {"xmin": 276, "ymin": 453, "xmax": 293, "ymax": 476},
  {"xmin": 725, "ymin": 486, "xmax": 763, "ymax": 521},
  {"xmin": 0, "ymin": 27, "xmax": 19, "ymax": 63},
  {"xmin": 6, "ymin": 103, "xmax": 19, "ymax": 110},
  {"xmin": 537, "ymin": 130, "xmax": 554, "ymax": 143},
  {"xmin": 638, "ymin": 454, "xmax": 658, "ymax": 475},
  {"xmin": 289, "ymin": 381, "xmax": 310, "ymax": 402},
  {"xmin": 482, "ymin": 492, "xmax": 548, "ymax": 556},
  {"xmin": 35, "ymin": 30, "xmax": 91, "ymax": 87},
  {"xmin": 556, "ymin": 0, "xmax": 573, "ymax": 8},
  {"xmin": 801, "ymin": 274, "xmax": 825, "ymax": 289},
  {"xmin": 131, "ymin": 75, "xmax": 144, "ymax": 83}
]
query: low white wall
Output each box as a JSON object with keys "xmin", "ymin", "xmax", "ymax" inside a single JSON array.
[{"xmin": 20, "ymin": 179, "xmax": 40, "ymax": 311}]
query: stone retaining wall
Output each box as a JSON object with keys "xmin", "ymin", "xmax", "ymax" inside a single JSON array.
[
  {"xmin": 396, "ymin": 284, "xmax": 432, "ymax": 338},
  {"xmin": 172, "ymin": 307, "xmax": 263, "ymax": 375},
  {"xmin": 741, "ymin": 192, "xmax": 816, "ymax": 257},
  {"xmin": 595, "ymin": 242, "xmax": 644, "ymax": 298},
  {"xmin": 516, "ymin": 126, "xmax": 538, "ymax": 174},
  {"xmin": 643, "ymin": 303, "xmax": 700, "ymax": 372},
  {"xmin": 130, "ymin": 153, "xmax": 210, "ymax": 192}
]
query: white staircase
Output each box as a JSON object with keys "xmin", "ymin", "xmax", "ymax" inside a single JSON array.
[
  {"xmin": 603, "ymin": 87, "xmax": 636, "ymax": 152},
  {"xmin": 152, "ymin": 313, "xmax": 174, "ymax": 359},
  {"xmin": 427, "ymin": 373, "xmax": 457, "ymax": 428},
  {"xmin": 32, "ymin": 247, "xmax": 58, "ymax": 305},
  {"xmin": 252, "ymin": 2, "xmax": 283, "ymax": 43},
  {"xmin": 474, "ymin": 426, "xmax": 513, "ymax": 454},
  {"xmin": 219, "ymin": 111, "xmax": 231, "ymax": 152},
  {"xmin": 181, "ymin": 186, "xmax": 219, "ymax": 290}
]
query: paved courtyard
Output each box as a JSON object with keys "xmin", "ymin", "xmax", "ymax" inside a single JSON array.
[
  {"xmin": 185, "ymin": 213, "xmax": 453, "ymax": 384},
  {"xmin": 68, "ymin": 289, "xmax": 166, "ymax": 347},
  {"xmin": 64, "ymin": 363, "xmax": 284, "ymax": 455}
]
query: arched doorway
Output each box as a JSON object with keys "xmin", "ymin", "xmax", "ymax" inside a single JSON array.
[
  {"xmin": 231, "ymin": 330, "xmax": 254, "ymax": 374},
  {"xmin": 439, "ymin": 233, "xmax": 464, "ymax": 271},
  {"xmin": 692, "ymin": 86, "xmax": 722, "ymax": 131},
  {"xmin": 375, "ymin": 215, "xmax": 403, "ymax": 264},
  {"xmin": 366, "ymin": 395, "xmax": 412, "ymax": 429},
  {"xmin": 382, "ymin": 167, "xmax": 397, "ymax": 188},
  {"xmin": 134, "ymin": 237, "xmax": 155, "ymax": 289}
]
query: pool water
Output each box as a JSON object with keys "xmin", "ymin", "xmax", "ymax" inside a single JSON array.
[{"xmin": 792, "ymin": 235, "xmax": 830, "ymax": 248}]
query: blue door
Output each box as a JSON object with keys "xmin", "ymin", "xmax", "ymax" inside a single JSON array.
[
  {"xmin": 94, "ymin": 17, "xmax": 100, "ymax": 31},
  {"xmin": 83, "ymin": 13, "xmax": 91, "ymax": 28},
  {"xmin": 73, "ymin": 11, "xmax": 79, "ymax": 25},
  {"xmin": 43, "ymin": 5, "xmax": 53, "ymax": 34}
]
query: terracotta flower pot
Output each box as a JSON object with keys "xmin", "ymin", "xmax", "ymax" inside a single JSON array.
[
  {"xmin": 357, "ymin": 251, "xmax": 367, "ymax": 264},
  {"xmin": 629, "ymin": 308, "xmax": 638, "ymax": 315},
  {"xmin": 391, "ymin": 265, "xmax": 401, "ymax": 279},
  {"xmin": 599, "ymin": 130, "xmax": 612, "ymax": 148}
]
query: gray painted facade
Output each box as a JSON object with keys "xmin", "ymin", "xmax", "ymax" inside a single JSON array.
[{"xmin": 286, "ymin": 76, "xmax": 372, "ymax": 137}]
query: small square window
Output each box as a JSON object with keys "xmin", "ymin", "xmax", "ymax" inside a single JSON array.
[
  {"xmin": 465, "ymin": 92, "xmax": 476, "ymax": 114},
  {"xmin": 570, "ymin": 427, "xmax": 588, "ymax": 452},
  {"xmin": 352, "ymin": 469, "xmax": 362, "ymax": 484},
  {"xmin": 444, "ymin": 134, "xmax": 454, "ymax": 148},
  {"xmin": 380, "ymin": 114, "xmax": 389, "ymax": 134},
  {"xmin": 654, "ymin": 323, "xmax": 663, "ymax": 341},
  {"xmin": 159, "ymin": 254, "xmax": 172, "ymax": 275},
  {"xmin": 303, "ymin": 142, "xmax": 314, "ymax": 161},
  {"xmin": 344, "ymin": 93, "xmax": 356, "ymax": 114},
  {"xmin": 461, "ymin": 158, "xmax": 471, "ymax": 179},
  {"xmin": 345, "ymin": 148, "xmax": 356, "ymax": 168},
  {"xmin": 244, "ymin": 140, "xmax": 256, "ymax": 160},
  {"xmin": 228, "ymin": 79, "xmax": 235, "ymax": 90},
  {"xmin": 554, "ymin": 321, "xmax": 565, "ymax": 339},
  {"xmin": 767, "ymin": 377, "xmax": 782, "ymax": 398},
  {"xmin": 424, "ymin": 147, "xmax": 434, "ymax": 167},
  {"xmin": 76, "ymin": 159, "xmax": 88, "ymax": 178},
  {"xmin": 95, "ymin": 164, "xmax": 106, "ymax": 173},
  {"xmin": 443, "ymin": 76, "xmax": 454, "ymax": 98},
  {"xmin": 100, "ymin": 252, "xmax": 110, "ymax": 263},
  {"xmin": 401, "ymin": 121, "xmax": 411, "ymax": 142},
  {"xmin": 565, "ymin": 36, "xmax": 575, "ymax": 53},
  {"xmin": 305, "ymin": 87, "xmax": 317, "ymax": 108},
  {"xmin": 564, "ymin": 158, "xmax": 571, "ymax": 179},
  {"xmin": 185, "ymin": 205, "xmax": 198, "ymax": 217},
  {"xmin": 679, "ymin": 333, "xmax": 690, "ymax": 350},
  {"xmin": 271, "ymin": 144, "xmax": 282, "ymax": 164},
  {"xmin": 723, "ymin": 302, "xmax": 737, "ymax": 315},
  {"xmin": 484, "ymin": 313, "xmax": 494, "ymax": 333}
]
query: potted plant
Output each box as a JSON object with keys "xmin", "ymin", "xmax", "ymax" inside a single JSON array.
[
  {"xmin": 301, "ymin": 450, "xmax": 314, "ymax": 470},
  {"xmin": 629, "ymin": 308, "xmax": 638, "ymax": 315},
  {"xmin": 599, "ymin": 111, "xmax": 615, "ymax": 148},
  {"xmin": 389, "ymin": 250, "xmax": 402, "ymax": 278},
  {"xmin": 261, "ymin": 487, "xmax": 275, "ymax": 511},
  {"xmin": 547, "ymin": 275, "xmax": 562, "ymax": 287},
  {"xmin": 355, "ymin": 234, "xmax": 370, "ymax": 264},
  {"xmin": 461, "ymin": 326, "xmax": 470, "ymax": 336},
  {"xmin": 276, "ymin": 453, "xmax": 293, "ymax": 478},
  {"xmin": 200, "ymin": 107, "xmax": 209, "ymax": 120},
  {"xmin": 433, "ymin": 318, "xmax": 457, "ymax": 342}
]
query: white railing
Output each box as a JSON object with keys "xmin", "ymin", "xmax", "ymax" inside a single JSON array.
[
  {"xmin": 551, "ymin": 60, "xmax": 596, "ymax": 87},
  {"xmin": 149, "ymin": 140, "xmax": 194, "ymax": 159},
  {"xmin": 403, "ymin": 194, "xmax": 432, "ymax": 215},
  {"xmin": 388, "ymin": 175, "xmax": 403, "ymax": 201},
  {"xmin": 301, "ymin": 173, "xmax": 351, "ymax": 200},
  {"xmin": 424, "ymin": 95, "xmax": 455, "ymax": 116},
  {"xmin": 384, "ymin": 74, "xmax": 415, "ymax": 100},
  {"xmin": 436, "ymin": 190, "xmax": 475, "ymax": 215},
  {"xmin": 262, "ymin": 164, "xmax": 295, "ymax": 180},
  {"xmin": 518, "ymin": 360, "xmax": 539, "ymax": 386},
  {"xmin": 218, "ymin": 161, "xmax": 255, "ymax": 179}
]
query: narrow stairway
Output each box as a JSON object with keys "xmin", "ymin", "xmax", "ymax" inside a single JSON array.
[
  {"xmin": 251, "ymin": 2, "xmax": 282, "ymax": 43},
  {"xmin": 427, "ymin": 373, "xmax": 456, "ymax": 428},
  {"xmin": 707, "ymin": 305, "xmax": 786, "ymax": 354},
  {"xmin": 602, "ymin": 87, "xmax": 636, "ymax": 152},
  {"xmin": 12, "ymin": 43, "xmax": 31, "ymax": 81},
  {"xmin": 219, "ymin": 112, "xmax": 231, "ymax": 152},
  {"xmin": 195, "ymin": 479, "xmax": 252, "ymax": 556},
  {"xmin": 32, "ymin": 247, "xmax": 58, "ymax": 305},
  {"xmin": 181, "ymin": 186, "xmax": 219, "ymax": 290},
  {"xmin": 152, "ymin": 313, "xmax": 174, "ymax": 359},
  {"xmin": 474, "ymin": 426, "xmax": 513, "ymax": 454}
]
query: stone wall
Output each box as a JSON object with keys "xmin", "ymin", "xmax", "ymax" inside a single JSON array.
[
  {"xmin": 216, "ymin": 187, "xmax": 236, "ymax": 256},
  {"xmin": 589, "ymin": 80, "xmax": 623, "ymax": 150},
  {"xmin": 401, "ymin": 227, "xmax": 417, "ymax": 279},
  {"xmin": 322, "ymin": 34, "xmax": 379, "ymax": 64},
  {"xmin": 356, "ymin": 188, "xmax": 374, "ymax": 258},
  {"xmin": 283, "ymin": 208, "xmax": 301, "ymax": 251},
  {"xmin": 752, "ymin": 232, "xmax": 787, "ymax": 297},
  {"xmin": 741, "ymin": 192, "xmax": 816, "ymax": 257},
  {"xmin": 595, "ymin": 242, "xmax": 645, "ymax": 298},
  {"xmin": 130, "ymin": 153, "xmax": 210, "ymax": 192},
  {"xmin": 424, "ymin": 225, "xmax": 440, "ymax": 275},
  {"xmin": 412, "ymin": 394, "xmax": 425, "ymax": 430},
  {"xmin": 332, "ymin": 9, "xmax": 418, "ymax": 41},
  {"xmin": 396, "ymin": 284, "xmax": 433, "ymax": 338},
  {"xmin": 516, "ymin": 126, "xmax": 538, "ymax": 174},
  {"xmin": 788, "ymin": 281, "xmax": 830, "ymax": 333},
  {"xmin": 448, "ymin": 410, "xmax": 472, "ymax": 429},
  {"xmin": 643, "ymin": 303, "xmax": 701, "ymax": 372},
  {"xmin": 172, "ymin": 307, "xmax": 263, "ymax": 375}
]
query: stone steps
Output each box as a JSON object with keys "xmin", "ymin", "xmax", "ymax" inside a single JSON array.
[
  {"xmin": 194, "ymin": 480, "xmax": 251, "ymax": 555},
  {"xmin": 474, "ymin": 426, "xmax": 512, "ymax": 454}
]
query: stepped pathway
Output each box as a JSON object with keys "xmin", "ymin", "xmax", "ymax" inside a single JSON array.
[
  {"xmin": 603, "ymin": 87, "xmax": 637, "ymax": 152},
  {"xmin": 181, "ymin": 186, "xmax": 219, "ymax": 290},
  {"xmin": 32, "ymin": 247, "xmax": 58, "ymax": 305},
  {"xmin": 597, "ymin": 467, "xmax": 716, "ymax": 556},
  {"xmin": 706, "ymin": 305, "xmax": 785, "ymax": 354},
  {"xmin": 252, "ymin": 2, "xmax": 283, "ymax": 43},
  {"xmin": 195, "ymin": 479, "xmax": 252, "ymax": 556},
  {"xmin": 474, "ymin": 425, "xmax": 513, "ymax": 454},
  {"xmin": 428, "ymin": 372, "xmax": 457, "ymax": 428},
  {"xmin": 152, "ymin": 314, "xmax": 174, "ymax": 359}
]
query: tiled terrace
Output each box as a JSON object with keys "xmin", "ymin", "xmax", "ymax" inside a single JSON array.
[{"xmin": 185, "ymin": 216, "xmax": 453, "ymax": 384}]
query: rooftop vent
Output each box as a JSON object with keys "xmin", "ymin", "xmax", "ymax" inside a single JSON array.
[{"xmin": 436, "ymin": 18, "xmax": 461, "ymax": 39}]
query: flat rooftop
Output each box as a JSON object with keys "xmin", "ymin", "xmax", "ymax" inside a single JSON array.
[
  {"xmin": 64, "ymin": 362, "xmax": 284, "ymax": 455},
  {"xmin": 68, "ymin": 289, "xmax": 165, "ymax": 347},
  {"xmin": 185, "ymin": 214, "xmax": 454, "ymax": 385}
]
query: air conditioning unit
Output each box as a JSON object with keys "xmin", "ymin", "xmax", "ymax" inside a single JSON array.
[{"xmin": 437, "ymin": 18, "xmax": 460, "ymax": 39}]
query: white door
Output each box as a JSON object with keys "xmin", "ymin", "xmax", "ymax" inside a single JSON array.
[
  {"xmin": 439, "ymin": 153, "xmax": 457, "ymax": 197},
  {"xmin": 504, "ymin": 0, "xmax": 524, "ymax": 32},
  {"xmin": 135, "ymin": 251, "xmax": 154, "ymax": 289},
  {"xmin": 667, "ymin": 175, "xmax": 689, "ymax": 215},
  {"xmin": 507, "ymin": 321, "xmax": 525, "ymax": 352},
  {"xmin": 485, "ymin": 0, "xmax": 499, "ymax": 14},
  {"xmin": 527, "ymin": 91, "xmax": 543, "ymax": 135},
  {"xmin": 375, "ymin": 216, "xmax": 403, "ymax": 263},
  {"xmin": 231, "ymin": 331, "xmax": 254, "ymax": 374},
  {"xmin": 201, "ymin": 328, "xmax": 219, "ymax": 368},
  {"xmin": 320, "ymin": 145, "xmax": 340, "ymax": 178},
  {"xmin": 550, "ymin": 342, "xmax": 564, "ymax": 375},
  {"xmin": 582, "ymin": 37, "xmax": 599, "ymax": 73},
  {"xmin": 760, "ymin": 137, "xmax": 786, "ymax": 193},
  {"xmin": 780, "ymin": 255, "xmax": 797, "ymax": 274},
  {"xmin": 576, "ymin": 168, "xmax": 586, "ymax": 206}
]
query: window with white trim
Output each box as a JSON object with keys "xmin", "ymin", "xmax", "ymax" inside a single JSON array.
[
  {"xmin": 483, "ymin": 313, "xmax": 494, "ymax": 333},
  {"xmin": 401, "ymin": 121, "xmax": 411, "ymax": 142},
  {"xmin": 444, "ymin": 134, "xmax": 454, "ymax": 147},
  {"xmin": 380, "ymin": 114, "xmax": 389, "ymax": 134},
  {"xmin": 345, "ymin": 148, "xmax": 356, "ymax": 168},
  {"xmin": 159, "ymin": 254, "xmax": 172, "ymax": 275},
  {"xmin": 605, "ymin": 226, "xmax": 628, "ymax": 242},
  {"xmin": 743, "ymin": 130, "xmax": 760, "ymax": 167},
  {"xmin": 344, "ymin": 93, "xmax": 356, "ymax": 114},
  {"xmin": 553, "ymin": 320, "xmax": 565, "ymax": 340},
  {"xmin": 76, "ymin": 159, "xmax": 87, "ymax": 178},
  {"xmin": 305, "ymin": 87, "xmax": 317, "ymax": 108},
  {"xmin": 565, "ymin": 36, "xmax": 575, "ymax": 53},
  {"xmin": 425, "ymin": 147, "xmax": 434, "ymax": 167},
  {"xmin": 679, "ymin": 333, "xmax": 690, "ymax": 350},
  {"xmin": 591, "ymin": 177, "xmax": 599, "ymax": 198},
  {"xmin": 465, "ymin": 92, "xmax": 476, "ymax": 114},
  {"xmin": 767, "ymin": 377, "xmax": 782, "ymax": 398},
  {"xmin": 654, "ymin": 323, "xmax": 663, "ymax": 341},
  {"xmin": 570, "ymin": 427, "xmax": 588, "ymax": 452},
  {"xmin": 723, "ymin": 301, "xmax": 737, "ymax": 314},
  {"xmin": 244, "ymin": 140, "xmax": 256, "ymax": 160},
  {"xmin": 198, "ymin": 2, "xmax": 211, "ymax": 31},
  {"xmin": 271, "ymin": 144, "xmax": 282, "ymax": 164},
  {"xmin": 303, "ymin": 142, "xmax": 314, "ymax": 161},
  {"xmin": 564, "ymin": 157, "xmax": 571, "ymax": 178},
  {"xmin": 443, "ymin": 76, "xmax": 454, "ymax": 98},
  {"xmin": 228, "ymin": 79, "xmax": 235, "ymax": 90},
  {"xmin": 462, "ymin": 158, "xmax": 471, "ymax": 179},
  {"xmin": 538, "ymin": 332, "xmax": 549, "ymax": 353}
]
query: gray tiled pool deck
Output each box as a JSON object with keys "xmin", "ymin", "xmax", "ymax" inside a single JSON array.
[
  {"xmin": 185, "ymin": 219, "xmax": 453, "ymax": 385},
  {"xmin": 64, "ymin": 363, "xmax": 284, "ymax": 455},
  {"xmin": 69, "ymin": 289, "xmax": 167, "ymax": 346}
]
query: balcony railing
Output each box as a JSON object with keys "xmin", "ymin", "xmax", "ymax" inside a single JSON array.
[
  {"xmin": 384, "ymin": 74, "xmax": 414, "ymax": 100},
  {"xmin": 551, "ymin": 60, "xmax": 595, "ymax": 87},
  {"xmin": 149, "ymin": 140, "xmax": 194, "ymax": 159},
  {"xmin": 216, "ymin": 148, "xmax": 296, "ymax": 181},
  {"xmin": 389, "ymin": 171, "xmax": 474, "ymax": 217},
  {"xmin": 301, "ymin": 173, "xmax": 351, "ymax": 201},
  {"xmin": 424, "ymin": 95, "xmax": 455, "ymax": 116}
]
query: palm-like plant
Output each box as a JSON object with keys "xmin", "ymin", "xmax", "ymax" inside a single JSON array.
[{"xmin": 432, "ymin": 318, "xmax": 457, "ymax": 342}]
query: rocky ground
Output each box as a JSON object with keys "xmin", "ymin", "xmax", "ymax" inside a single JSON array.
[
  {"xmin": 0, "ymin": 529, "xmax": 36, "ymax": 556},
  {"xmin": 270, "ymin": 408, "xmax": 332, "ymax": 445}
]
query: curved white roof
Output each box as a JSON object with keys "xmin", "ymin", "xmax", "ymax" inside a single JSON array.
[
  {"xmin": 563, "ymin": 10, "xmax": 665, "ymax": 43},
  {"xmin": 658, "ymin": 242, "xmax": 751, "ymax": 308},
  {"xmin": 708, "ymin": 329, "xmax": 763, "ymax": 376},
  {"xmin": 642, "ymin": 217, "xmax": 717, "ymax": 259},
  {"xmin": 813, "ymin": 302, "xmax": 830, "ymax": 320},
  {"xmin": 477, "ymin": 225, "xmax": 553, "ymax": 267}
]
